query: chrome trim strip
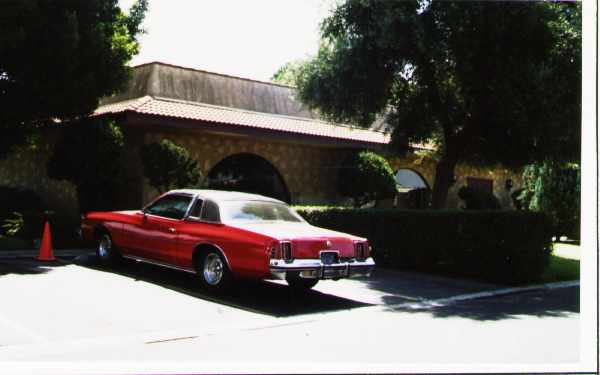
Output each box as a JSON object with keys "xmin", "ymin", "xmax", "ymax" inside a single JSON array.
[{"xmin": 123, "ymin": 255, "xmax": 196, "ymax": 274}]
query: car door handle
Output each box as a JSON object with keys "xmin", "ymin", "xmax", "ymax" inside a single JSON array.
[{"xmin": 167, "ymin": 227, "xmax": 176, "ymax": 233}]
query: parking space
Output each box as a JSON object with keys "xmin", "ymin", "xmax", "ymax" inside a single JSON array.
[{"xmin": 0, "ymin": 254, "xmax": 582, "ymax": 371}]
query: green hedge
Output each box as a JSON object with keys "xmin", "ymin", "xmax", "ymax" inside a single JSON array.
[
  {"xmin": 4, "ymin": 211, "xmax": 82, "ymax": 250},
  {"xmin": 296, "ymin": 208, "xmax": 553, "ymax": 285}
]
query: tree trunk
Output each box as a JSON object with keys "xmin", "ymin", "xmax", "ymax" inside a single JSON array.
[{"xmin": 431, "ymin": 156, "xmax": 458, "ymax": 209}]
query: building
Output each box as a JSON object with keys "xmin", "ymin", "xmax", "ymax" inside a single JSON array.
[{"xmin": 0, "ymin": 62, "xmax": 521, "ymax": 215}]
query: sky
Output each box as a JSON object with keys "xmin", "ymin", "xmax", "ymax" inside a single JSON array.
[{"xmin": 118, "ymin": 0, "xmax": 338, "ymax": 81}]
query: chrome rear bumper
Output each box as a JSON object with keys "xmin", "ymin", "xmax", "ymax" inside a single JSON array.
[{"xmin": 269, "ymin": 257, "xmax": 375, "ymax": 280}]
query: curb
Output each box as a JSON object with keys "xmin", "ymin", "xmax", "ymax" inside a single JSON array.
[
  {"xmin": 0, "ymin": 249, "xmax": 95, "ymax": 259},
  {"xmin": 390, "ymin": 280, "xmax": 580, "ymax": 310}
]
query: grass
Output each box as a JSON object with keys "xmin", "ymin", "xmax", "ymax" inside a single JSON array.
[{"xmin": 540, "ymin": 253, "xmax": 580, "ymax": 283}]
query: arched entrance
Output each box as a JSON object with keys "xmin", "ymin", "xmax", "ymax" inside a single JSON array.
[
  {"xmin": 207, "ymin": 153, "xmax": 291, "ymax": 203},
  {"xmin": 395, "ymin": 168, "xmax": 431, "ymax": 209}
]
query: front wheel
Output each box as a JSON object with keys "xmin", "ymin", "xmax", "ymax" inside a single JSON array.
[
  {"xmin": 197, "ymin": 250, "xmax": 233, "ymax": 292},
  {"xmin": 96, "ymin": 232, "xmax": 121, "ymax": 266}
]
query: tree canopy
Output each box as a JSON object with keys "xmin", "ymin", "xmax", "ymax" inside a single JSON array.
[
  {"xmin": 47, "ymin": 118, "xmax": 125, "ymax": 212},
  {"xmin": 293, "ymin": 0, "xmax": 581, "ymax": 208},
  {"xmin": 0, "ymin": 0, "xmax": 148, "ymax": 159},
  {"xmin": 271, "ymin": 60, "xmax": 305, "ymax": 86}
]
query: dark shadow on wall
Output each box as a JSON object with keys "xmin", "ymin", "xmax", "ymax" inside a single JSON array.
[{"xmin": 207, "ymin": 153, "xmax": 291, "ymax": 203}]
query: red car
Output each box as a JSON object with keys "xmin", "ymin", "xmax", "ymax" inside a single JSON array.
[{"xmin": 81, "ymin": 190, "xmax": 375, "ymax": 291}]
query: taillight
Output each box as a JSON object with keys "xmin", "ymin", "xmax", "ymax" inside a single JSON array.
[
  {"xmin": 355, "ymin": 242, "xmax": 366, "ymax": 260},
  {"xmin": 281, "ymin": 241, "xmax": 292, "ymax": 260}
]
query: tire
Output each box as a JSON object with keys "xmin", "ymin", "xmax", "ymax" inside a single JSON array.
[
  {"xmin": 197, "ymin": 249, "xmax": 233, "ymax": 292},
  {"xmin": 96, "ymin": 231, "xmax": 121, "ymax": 266},
  {"xmin": 286, "ymin": 273, "xmax": 319, "ymax": 291}
]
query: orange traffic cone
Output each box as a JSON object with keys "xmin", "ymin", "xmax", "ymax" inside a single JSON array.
[{"xmin": 37, "ymin": 220, "xmax": 56, "ymax": 261}]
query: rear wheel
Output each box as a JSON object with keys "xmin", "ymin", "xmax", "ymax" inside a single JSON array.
[
  {"xmin": 197, "ymin": 249, "xmax": 233, "ymax": 292},
  {"xmin": 96, "ymin": 231, "xmax": 121, "ymax": 265},
  {"xmin": 286, "ymin": 273, "xmax": 319, "ymax": 291}
]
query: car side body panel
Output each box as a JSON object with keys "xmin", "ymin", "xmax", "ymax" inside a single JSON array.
[{"xmin": 175, "ymin": 222, "xmax": 274, "ymax": 279}]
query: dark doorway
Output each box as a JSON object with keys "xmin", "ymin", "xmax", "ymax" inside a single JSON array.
[{"xmin": 207, "ymin": 153, "xmax": 291, "ymax": 203}]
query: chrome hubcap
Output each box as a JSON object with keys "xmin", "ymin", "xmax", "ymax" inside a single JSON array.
[
  {"xmin": 203, "ymin": 253, "xmax": 224, "ymax": 285},
  {"xmin": 98, "ymin": 235, "xmax": 111, "ymax": 258}
]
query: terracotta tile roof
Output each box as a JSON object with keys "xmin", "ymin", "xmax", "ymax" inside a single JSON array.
[{"xmin": 94, "ymin": 95, "xmax": 391, "ymax": 145}]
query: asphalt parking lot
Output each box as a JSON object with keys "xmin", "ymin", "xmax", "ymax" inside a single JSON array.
[{"xmin": 0, "ymin": 252, "xmax": 584, "ymax": 374}]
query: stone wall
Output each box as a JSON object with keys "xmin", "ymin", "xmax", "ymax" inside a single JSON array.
[
  {"xmin": 142, "ymin": 128, "xmax": 354, "ymax": 206},
  {"xmin": 0, "ymin": 128, "xmax": 78, "ymax": 216},
  {"xmin": 389, "ymin": 153, "xmax": 522, "ymax": 209},
  {"xmin": 0, "ymin": 124, "xmax": 523, "ymax": 216}
]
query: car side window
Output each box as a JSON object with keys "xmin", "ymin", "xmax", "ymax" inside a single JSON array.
[
  {"xmin": 200, "ymin": 200, "xmax": 220, "ymax": 222},
  {"xmin": 188, "ymin": 199, "xmax": 204, "ymax": 218},
  {"xmin": 145, "ymin": 195, "xmax": 192, "ymax": 220}
]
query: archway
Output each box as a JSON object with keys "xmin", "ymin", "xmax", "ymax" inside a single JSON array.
[
  {"xmin": 207, "ymin": 153, "xmax": 291, "ymax": 203},
  {"xmin": 395, "ymin": 168, "xmax": 430, "ymax": 189},
  {"xmin": 395, "ymin": 168, "xmax": 431, "ymax": 209}
]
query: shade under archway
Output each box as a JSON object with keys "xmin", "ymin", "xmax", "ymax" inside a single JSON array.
[{"xmin": 207, "ymin": 153, "xmax": 291, "ymax": 203}]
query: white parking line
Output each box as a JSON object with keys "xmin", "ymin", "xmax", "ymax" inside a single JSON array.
[{"xmin": 389, "ymin": 280, "xmax": 580, "ymax": 310}]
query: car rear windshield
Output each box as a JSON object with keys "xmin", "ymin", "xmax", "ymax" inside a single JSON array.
[{"xmin": 219, "ymin": 200, "xmax": 305, "ymax": 223}]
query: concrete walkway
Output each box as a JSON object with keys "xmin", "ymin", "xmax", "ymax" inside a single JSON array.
[{"xmin": 553, "ymin": 242, "xmax": 581, "ymax": 260}]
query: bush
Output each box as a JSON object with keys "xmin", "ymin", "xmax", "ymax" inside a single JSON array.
[
  {"xmin": 140, "ymin": 139, "xmax": 203, "ymax": 193},
  {"xmin": 0, "ymin": 186, "xmax": 44, "ymax": 236},
  {"xmin": 9, "ymin": 212, "xmax": 82, "ymax": 249},
  {"xmin": 517, "ymin": 162, "xmax": 580, "ymax": 239},
  {"xmin": 47, "ymin": 118, "xmax": 125, "ymax": 212},
  {"xmin": 0, "ymin": 188, "xmax": 81, "ymax": 249},
  {"xmin": 296, "ymin": 207, "xmax": 553, "ymax": 285},
  {"xmin": 458, "ymin": 186, "xmax": 501, "ymax": 209},
  {"xmin": 338, "ymin": 151, "xmax": 397, "ymax": 207}
]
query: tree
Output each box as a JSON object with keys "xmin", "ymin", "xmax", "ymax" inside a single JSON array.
[
  {"xmin": 0, "ymin": 0, "xmax": 148, "ymax": 159},
  {"xmin": 140, "ymin": 140, "xmax": 203, "ymax": 194},
  {"xmin": 47, "ymin": 118, "xmax": 125, "ymax": 213},
  {"xmin": 517, "ymin": 162, "xmax": 580, "ymax": 240},
  {"xmin": 338, "ymin": 151, "xmax": 397, "ymax": 207},
  {"xmin": 271, "ymin": 60, "xmax": 306, "ymax": 86},
  {"xmin": 295, "ymin": 1, "xmax": 581, "ymax": 208}
]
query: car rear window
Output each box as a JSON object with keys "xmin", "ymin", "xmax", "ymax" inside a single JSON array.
[{"xmin": 220, "ymin": 201, "xmax": 304, "ymax": 223}]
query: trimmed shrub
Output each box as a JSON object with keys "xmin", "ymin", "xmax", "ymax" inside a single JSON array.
[
  {"xmin": 458, "ymin": 186, "xmax": 501, "ymax": 209},
  {"xmin": 338, "ymin": 151, "xmax": 397, "ymax": 207},
  {"xmin": 8, "ymin": 212, "xmax": 82, "ymax": 249},
  {"xmin": 296, "ymin": 207, "xmax": 553, "ymax": 285},
  {"xmin": 140, "ymin": 139, "xmax": 203, "ymax": 194}
]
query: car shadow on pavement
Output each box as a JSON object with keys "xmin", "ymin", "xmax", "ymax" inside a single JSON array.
[
  {"xmin": 395, "ymin": 287, "xmax": 580, "ymax": 321},
  {"xmin": 74, "ymin": 254, "xmax": 372, "ymax": 317},
  {"xmin": 0, "ymin": 258, "xmax": 71, "ymax": 276},
  {"xmin": 348, "ymin": 268, "xmax": 579, "ymax": 321}
]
